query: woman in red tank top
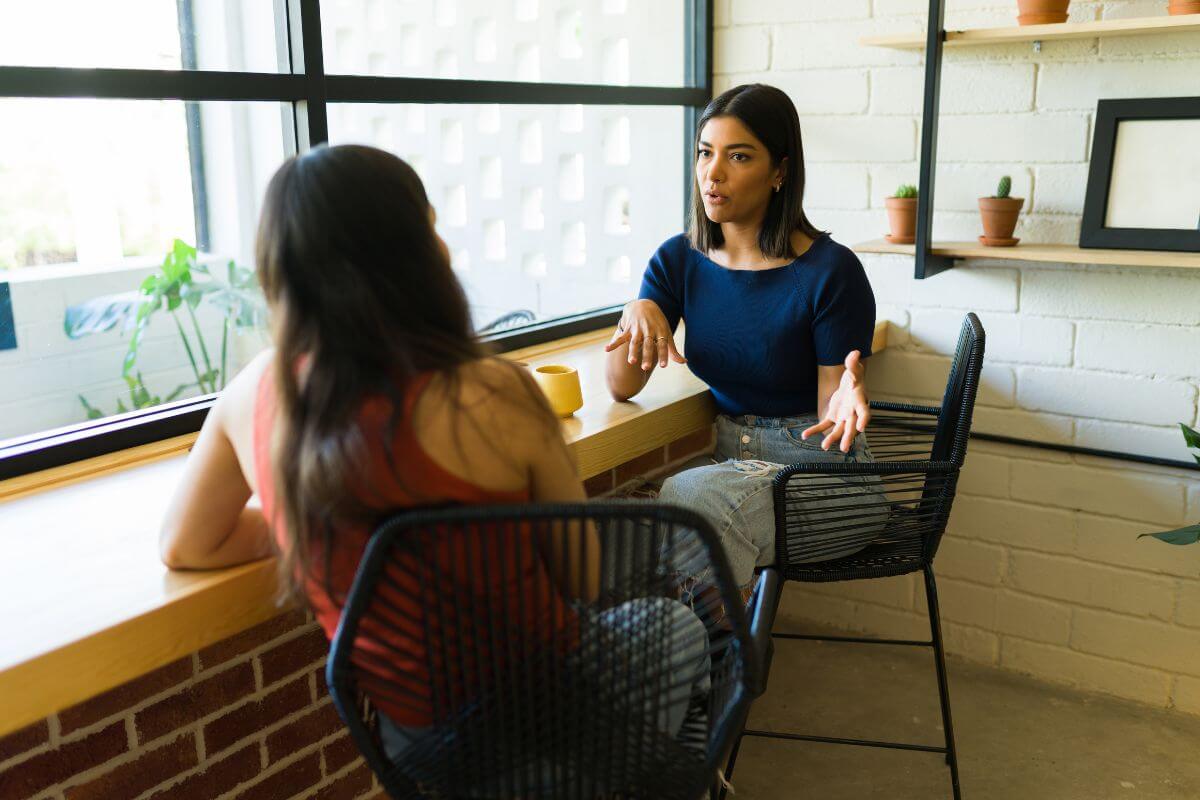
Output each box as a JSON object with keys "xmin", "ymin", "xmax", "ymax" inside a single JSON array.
[{"xmin": 158, "ymin": 145, "xmax": 711, "ymax": 782}]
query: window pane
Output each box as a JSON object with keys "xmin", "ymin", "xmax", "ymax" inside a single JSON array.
[
  {"xmin": 0, "ymin": 99, "xmax": 286, "ymax": 444},
  {"xmin": 0, "ymin": 1, "xmax": 283, "ymax": 72},
  {"xmin": 322, "ymin": 1, "xmax": 686, "ymax": 87},
  {"xmin": 328, "ymin": 103, "xmax": 685, "ymax": 333}
]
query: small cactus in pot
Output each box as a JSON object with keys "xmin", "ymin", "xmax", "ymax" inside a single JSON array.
[
  {"xmin": 884, "ymin": 183, "xmax": 918, "ymax": 245},
  {"xmin": 978, "ymin": 174, "xmax": 1024, "ymax": 247}
]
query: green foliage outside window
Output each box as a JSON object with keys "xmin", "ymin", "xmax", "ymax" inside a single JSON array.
[{"xmin": 64, "ymin": 239, "xmax": 266, "ymax": 418}]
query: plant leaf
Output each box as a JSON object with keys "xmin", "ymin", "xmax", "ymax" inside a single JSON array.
[
  {"xmin": 1181, "ymin": 423, "xmax": 1200, "ymax": 450},
  {"xmin": 1137, "ymin": 525, "xmax": 1200, "ymax": 546},
  {"xmin": 77, "ymin": 395, "xmax": 105, "ymax": 420},
  {"xmin": 63, "ymin": 291, "xmax": 143, "ymax": 338},
  {"xmin": 163, "ymin": 383, "xmax": 191, "ymax": 402}
]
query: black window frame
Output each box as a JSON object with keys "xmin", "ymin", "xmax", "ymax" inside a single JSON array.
[{"xmin": 0, "ymin": 0, "xmax": 713, "ymax": 481}]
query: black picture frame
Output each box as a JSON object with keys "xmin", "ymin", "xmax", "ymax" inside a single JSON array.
[{"xmin": 1080, "ymin": 96, "xmax": 1200, "ymax": 253}]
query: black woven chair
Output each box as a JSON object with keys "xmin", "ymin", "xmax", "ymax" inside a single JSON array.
[
  {"xmin": 326, "ymin": 500, "xmax": 778, "ymax": 799},
  {"xmin": 723, "ymin": 312, "xmax": 985, "ymax": 800}
]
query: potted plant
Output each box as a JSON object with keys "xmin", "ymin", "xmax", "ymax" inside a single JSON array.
[
  {"xmin": 64, "ymin": 239, "xmax": 267, "ymax": 418},
  {"xmin": 885, "ymin": 184, "xmax": 918, "ymax": 245},
  {"xmin": 978, "ymin": 175, "xmax": 1024, "ymax": 247},
  {"xmin": 1169, "ymin": 1, "xmax": 1200, "ymax": 15},
  {"xmin": 1138, "ymin": 424, "xmax": 1199, "ymax": 549},
  {"xmin": 1017, "ymin": 0, "xmax": 1070, "ymax": 24}
]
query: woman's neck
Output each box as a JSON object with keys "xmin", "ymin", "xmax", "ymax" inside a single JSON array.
[
  {"xmin": 711, "ymin": 225, "xmax": 816, "ymax": 271},
  {"xmin": 718, "ymin": 219, "xmax": 769, "ymax": 266}
]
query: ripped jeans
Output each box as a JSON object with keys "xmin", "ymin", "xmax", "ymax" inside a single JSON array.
[{"xmin": 659, "ymin": 414, "xmax": 887, "ymax": 591}]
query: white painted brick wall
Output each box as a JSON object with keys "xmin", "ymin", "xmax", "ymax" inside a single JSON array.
[
  {"xmin": 1017, "ymin": 368, "xmax": 1196, "ymax": 426},
  {"xmin": 1075, "ymin": 322, "xmax": 1198, "ymax": 379},
  {"xmin": 714, "ymin": 26, "xmax": 770, "ymax": 73},
  {"xmin": 717, "ymin": 0, "xmax": 1200, "ymax": 715},
  {"xmin": 730, "ymin": 0, "xmax": 871, "ymax": 25},
  {"xmin": 937, "ymin": 114, "xmax": 1090, "ymax": 163}
]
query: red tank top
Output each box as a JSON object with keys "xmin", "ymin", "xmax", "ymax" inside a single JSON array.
[{"xmin": 253, "ymin": 369, "xmax": 575, "ymax": 726}]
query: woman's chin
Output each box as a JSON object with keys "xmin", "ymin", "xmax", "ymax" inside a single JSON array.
[{"xmin": 702, "ymin": 205, "xmax": 732, "ymax": 223}]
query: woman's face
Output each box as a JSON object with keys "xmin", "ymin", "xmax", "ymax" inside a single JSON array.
[{"xmin": 696, "ymin": 115, "xmax": 784, "ymax": 227}]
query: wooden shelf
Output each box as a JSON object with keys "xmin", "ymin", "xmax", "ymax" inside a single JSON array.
[
  {"xmin": 861, "ymin": 14, "xmax": 1200, "ymax": 49},
  {"xmin": 854, "ymin": 240, "xmax": 1200, "ymax": 270}
]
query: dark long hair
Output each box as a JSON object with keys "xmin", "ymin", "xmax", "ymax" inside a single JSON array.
[
  {"xmin": 255, "ymin": 144, "xmax": 531, "ymax": 601},
  {"xmin": 688, "ymin": 83, "xmax": 824, "ymax": 259}
]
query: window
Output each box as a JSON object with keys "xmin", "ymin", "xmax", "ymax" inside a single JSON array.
[
  {"xmin": 0, "ymin": 0, "xmax": 710, "ymax": 479},
  {"xmin": 328, "ymin": 103, "xmax": 684, "ymax": 328}
]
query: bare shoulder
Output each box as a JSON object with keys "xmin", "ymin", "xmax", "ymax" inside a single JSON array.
[
  {"xmin": 412, "ymin": 357, "xmax": 556, "ymax": 491},
  {"xmin": 211, "ymin": 349, "xmax": 275, "ymax": 482},
  {"xmin": 424, "ymin": 357, "xmax": 554, "ymax": 437},
  {"xmin": 214, "ymin": 349, "xmax": 275, "ymax": 423}
]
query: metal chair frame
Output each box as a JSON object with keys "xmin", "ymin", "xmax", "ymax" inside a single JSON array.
[
  {"xmin": 723, "ymin": 313, "xmax": 986, "ymax": 800},
  {"xmin": 325, "ymin": 500, "xmax": 779, "ymax": 799}
]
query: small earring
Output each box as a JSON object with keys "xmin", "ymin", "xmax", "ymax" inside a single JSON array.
[{"xmin": 774, "ymin": 183, "xmax": 782, "ymax": 192}]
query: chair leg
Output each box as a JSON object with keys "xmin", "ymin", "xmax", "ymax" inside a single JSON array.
[
  {"xmin": 717, "ymin": 734, "xmax": 743, "ymax": 800},
  {"xmin": 923, "ymin": 565, "xmax": 962, "ymax": 800}
]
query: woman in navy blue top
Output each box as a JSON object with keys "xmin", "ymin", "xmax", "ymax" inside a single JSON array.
[{"xmin": 604, "ymin": 83, "xmax": 887, "ymax": 596}]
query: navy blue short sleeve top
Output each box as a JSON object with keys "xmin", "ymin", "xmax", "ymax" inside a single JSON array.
[{"xmin": 637, "ymin": 233, "xmax": 876, "ymax": 418}]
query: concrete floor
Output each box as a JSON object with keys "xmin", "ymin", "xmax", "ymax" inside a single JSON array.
[{"xmin": 728, "ymin": 622, "xmax": 1200, "ymax": 799}]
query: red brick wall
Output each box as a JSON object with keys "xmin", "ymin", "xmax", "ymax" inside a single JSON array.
[
  {"xmin": 0, "ymin": 427, "xmax": 715, "ymax": 800},
  {"xmin": 583, "ymin": 424, "xmax": 714, "ymax": 496},
  {"xmin": 0, "ymin": 609, "xmax": 378, "ymax": 800}
]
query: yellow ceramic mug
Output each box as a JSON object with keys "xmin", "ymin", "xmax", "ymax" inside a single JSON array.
[{"xmin": 532, "ymin": 364, "xmax": 583, "ymax": 417}]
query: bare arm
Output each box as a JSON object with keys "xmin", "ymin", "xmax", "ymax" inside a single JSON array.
[
  {"xmin": 491, "ymin": 367, "xmax": 600, "ymax": 603},
  {"xmin": 605, "ymin": 338, "xmax": 653, "ymax": 401},
  {"xmin": 160, "ymin": 357, "xmax": 273, "ymax": 569}
]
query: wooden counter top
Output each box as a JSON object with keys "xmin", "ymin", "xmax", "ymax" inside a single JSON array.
[{"xmin": 0, "ymin": 322, "xmax": 886, "ymax": 736}]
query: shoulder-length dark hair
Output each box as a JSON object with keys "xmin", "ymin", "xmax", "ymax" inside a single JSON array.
[
  {"xmin": 688, "ymin": 83, "xmax": 824, "ymax": 259},
  {"xmin": 255, "ymin": 144, "xmax": 533, "ymax": 601}
]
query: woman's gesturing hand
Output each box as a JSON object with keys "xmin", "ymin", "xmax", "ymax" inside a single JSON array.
[
  {"xmin": 803, "ymin": 350, "xmax": 870, "ymax": 453},
  {"xmin": 604, "ymin": 299, "xmax": 687, "ymax": 371}
]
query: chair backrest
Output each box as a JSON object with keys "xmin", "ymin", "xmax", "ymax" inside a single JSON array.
[
  {"xmin": 931, "ymin": 312, "xmax": 986, "ymax": 466},
  {"xmin": 326, "ymin": 500, "xmax": 755, "ymax": 800},
  {"xmin": 918, "ymin": 312, "xmax": 986, "ymax": 560},
  {"xmin": 771, "ymin": 314, "xmax": 986, "ymax": 575}
]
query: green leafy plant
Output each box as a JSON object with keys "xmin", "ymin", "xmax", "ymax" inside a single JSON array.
[
  {"xmin": 65, "ymin": 239, "xmax": 267, "ymax": 418},
  {"xmin": 893, "ymin": 184, "xmax": 918, "ymax": 199},
  {"xmin": 1138, "ymin": 424, "xmax": 1200, "ymax": 547},
  {"xmin": 993, "ymin": 175, "xmax": 1012, "ymax": 199}
]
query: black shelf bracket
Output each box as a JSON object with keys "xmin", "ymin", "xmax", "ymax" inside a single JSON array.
[{"xmin": 915, "ymin": 0, "xmax": 955, "ymax": 279}]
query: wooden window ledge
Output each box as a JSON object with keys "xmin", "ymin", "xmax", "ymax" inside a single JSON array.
[{"xmin": 0, "ymin": 322, "xmax": 887, "ymax": 736}]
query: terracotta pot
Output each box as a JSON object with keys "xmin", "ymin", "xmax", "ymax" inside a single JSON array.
[
  {"xmin": 1169, "ymin": 0, "xmax": 1200, "ymax": 14},
  {"xmin": 978, "ymin": 197, "xmax": 1024, "ymax": 246},
  {"xmin": 1016, "ymin": 0, "xmax": 1070, "ymax": 24},
  {"xmin": 884, "ymin": 197, "xmax": 918, "ymax": 244}
]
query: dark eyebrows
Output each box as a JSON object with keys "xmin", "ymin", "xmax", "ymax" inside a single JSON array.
[{"xmin": 698, "ymin": 140, "xmax": 759, "ymax": 150}]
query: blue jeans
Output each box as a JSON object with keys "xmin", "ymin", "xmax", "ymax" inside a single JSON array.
[
  {"xmin": 659, "ymin": 414, "xmax": 888, "ymax": 590},
  {"xmin": 378, "ymin": 597, "xmax": 710, "ymax": 793}
]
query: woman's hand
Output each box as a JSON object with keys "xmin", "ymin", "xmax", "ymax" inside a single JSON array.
[
  {"xmin": 603, "ymin": 299, "xmax": 686, "ymax": 371},
  {"xmin": 803, "ymin": 350, "xmax": 870, "ymax": 453}
]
